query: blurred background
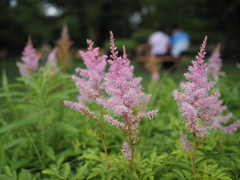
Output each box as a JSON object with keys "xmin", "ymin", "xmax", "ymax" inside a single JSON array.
[{"xmin": 0, "ymin": 0, "xmax": 240, "ymax": 61}]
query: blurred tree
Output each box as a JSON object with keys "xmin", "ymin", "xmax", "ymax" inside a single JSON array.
[{"xmin": 0, "ymin": 0, "xmax": 240, "ymax": 61}]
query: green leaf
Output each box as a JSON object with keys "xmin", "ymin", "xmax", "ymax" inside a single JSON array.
[
  {"xmin": 0, "ymin": 118, "xmax": 33, "ymax": 134},
  {"xmin": 54, "ymin": 122, "xmax": 79, "ymax": 133},
  {"xmin": 0, "ymin": 174, "xmax": 12, "ymax": 180},
  {"xmin": 4, "ymin": 138, "xmax": 29, "ymax": 150},
  {"xmin": 87, "ymin": 170, "xmax": 100, "ymax": 179},
  {"xmin": 193, "ymin": 173, "xmax": 201, "ymax": 178},
  {"xmin": 60, "ymin": 163, "xmax": 70, "ymax": 178},
  {"xmin": 42, "ymin": 168, "xmax": 58, "ymax": 176},
  {"xmin": 171, "ymin": 150, "xmax": 184, "ymax": 155},
  {"xmin": 75, "ymin": 163, "xmax": 88, "ymax": 179},
  {"xmin": 18, "ymin": 169, "xmax": 33, "ymax": 180},
  {"xmin": 83, "ymin": 154, "xmax": 101, "ymax": 162},
  {"xmin": 44, "ymin": 146, "xmax": 56, "ymax": 161},
  {"xmin": 149, "ymin": 152, "xmax": 157, "ymax": 163},
  {"xmin": 56, "ymin": 156, "xmax": 65, "ymax": 168},
  {"xmin": 172, "ymin": 169, "xmax": 184, "ymax": 178},
  {"xmin": 164, "ymin": 172, "xmax": 178, "ymax": 179}
]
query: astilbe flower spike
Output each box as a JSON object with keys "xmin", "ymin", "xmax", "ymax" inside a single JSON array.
[
  {"xmin": 208, "ymin": 44, "xmax": 225, "ymax": 81},
  {"xmin": 97, "ymin": 31, "xmax": 158, "ymax": 149},
  {"xmin": 63, "ymin": 39, "xmax": 107, "ymax": 118},
  {"xmin": 17, "ymin": 36, "xmax": 41, "ymax": 79},
  {"xmin": 45, "ymin": 48, "xmax": 58, "ymax": 73},
  {"xmin": 122, "ymin": 141, "xmax": 132, "ymax": 160},
  {"xmin": 212, "ymin": 100, "xmax": 240, "ymax": 134},
  {"xmin": 180, "ymin": 131, "xmax": 192, "ymax": 151},
  {"xmin": 173, "ymin": 36, "xmax": 220, "ymax": 138}
]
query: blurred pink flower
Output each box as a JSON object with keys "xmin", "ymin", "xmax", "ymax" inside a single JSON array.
[
  {"xmin": 46, "ymin": 48, "xmax": 58, "ymax": 73},
  {"xmin": 47, "ymin": 48, "xmax": 58, "ymax": 66},
  {"xmin": 212, "ymin": 100, "xmax": 240, "ymax": 134},
  {"xmin": 17, "ymin": 37, "xmax": 41, "ymax": 79},
  {"xmin": 223, "ymin": 120, "xmax": 240, "ymax": 134},
  {"xmin": 151, "ymin": 71, "xmax": 160, "ymax": 80},
  {"xmin": 208, "ymin": 44, "xmax": 225, "ymax": 81},
  {"xmin": 173, "ymin": 37, "xmax": 220, "ymax": 138}
]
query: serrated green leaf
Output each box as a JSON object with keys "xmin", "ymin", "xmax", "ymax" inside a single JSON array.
[
  {"xmin": 211, "ymin": 168, "xmax": 223, "ymax": 177},
  {"xmin": 193, "ymin": 173, "xmax": 201, "ymax": 178},
  {"xmin": 87, "ymin": 170, "xmax": 100, "ymax": 180},
  {"xmin": 172, "ymin": 169, "xmax": 184, "ymax": 178},
  {"xmin": 181, "ymin": 169, "xmax": 191, "ymax": 177},
  {"xmin": 42, "ymin": 168, "xmax": 58, "ymax": 176},
  {"xmin": 150, "ymin": 152, "xmax": 157, "ymax": 163},
  {"xmin": 75, "ymin": 163, "xmax": 88, "ymax": 179},
  {"xmin": 177, "ymin": 162, "xmax": 192, "ymax": 171},
  {"xmin": 171, "ymin": 150, "xmax": 183, "ymax": 155},
  {"xmin": 164, "ymin": 172, "xmax": 178, "ymax": 178},
  {"xmin": 83, "ymin": 154, "xmax": 101, "ymax": 162}
]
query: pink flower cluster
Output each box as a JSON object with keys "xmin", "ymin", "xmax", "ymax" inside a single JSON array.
[
  {"xmin": 223, "ymin": 120, "xmax": 240, "ymax": 134},
  {"xmin": 212, "ymin": 100, "xmax": 240, "ymax": 134},
  {"xmin": 63, "ymin": 39, "xmax": 107, "ymax": 117},
  {"xmin": 208, "ymin": 44, "xmax": 225, "ymax": 81},
  {"xmin": 122, "ymin": 141, "xmax": 132, "ymax": 160},
  {"xmin": 180, "ymin": 131, "xmax": 192, "ymax": 151},
  {"xmin": 17, "ymin": 37, "xmax": 41, "ymax": 79},
  {"xmin": 173, "ymin": 37, "xmax": 220, "ymax": 138},
  {"xmin": 46, "ymin": 48, "xmax": 58, "ymax": 68},
  {"xmin": 96, "ymin": 32, "xmax": 158, "ymax": 144},
  {"xmin": 64, "ymin": 32, "xmax": 158, "ymax": 160}
]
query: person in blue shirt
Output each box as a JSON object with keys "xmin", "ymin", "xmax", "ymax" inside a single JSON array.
[{"xmin": 170, "ymin": 24, "xmax": 190, "ymax": 57}]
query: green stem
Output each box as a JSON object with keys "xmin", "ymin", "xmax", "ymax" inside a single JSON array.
[
  {"xmin": 25, "ymin": 129, "xmax": 45, "ymax": 169},
  {"xmin": 98, "ymin": 105, "xmax": 109, "ymax": 168},
  {"xmin": 190, "ymin": 134, "xmax": 198, "ymax": 180},
  {"xmin": 126, "ymin": 118, "xmax": 135, "ymax": 180},
  {"xmin": 218, "ymin": 130, "xmax": 223, "ymax": 154}
]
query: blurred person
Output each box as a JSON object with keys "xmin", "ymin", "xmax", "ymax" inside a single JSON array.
[
  {"xmin": 148, "ymin": 26, "xmax": 170, "ymax": 56},
  {"xmin": 147, "ymin": 26, "xmax": 170, "ymax": 78},
  {"xmin": 164, "ymin": 24, "xmax": 190, "ymax": 70},
  {"xmin": 170, "ymin": 24, "xmax": 190, "ymax": 57}
]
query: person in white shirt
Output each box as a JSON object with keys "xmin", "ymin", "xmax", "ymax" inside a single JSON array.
[{"xmin": 148, "ymin": 27, "xmax": 170, "ymax": 56}]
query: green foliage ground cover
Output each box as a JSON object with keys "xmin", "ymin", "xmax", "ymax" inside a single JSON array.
[{"xmin": 0, "ymin": 56, "xmax": 240, "ymax": 179}]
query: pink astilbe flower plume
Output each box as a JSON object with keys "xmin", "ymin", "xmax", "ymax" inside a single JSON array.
[
  {"xmin": 46, "ymin": 48, "xmax": 59, "ymax": 73},
  {"xmin": 180, "ymin": 131, "xmax": 192, "ymax": 151},
  {"xmin": 97, "ymin": 31, "xmax": 158, "ymax": 147},
  {"xmin": 212, "ymin": 100, "xmax": 240, "ymax": 134},
  {"xmin": 208, "ymin": 44, "xmax": 225, "ymax": 81},
  {"xmin": 47, "ymin": 48, "xmax": 58, "ymax": 66},
  {"xmin": 122, "ymin": 141, "xmax": 132, "ymax": 160},
  {"xmin": 173, "ymin": 36, "xmax": 220, "ymax": 138},
  {"xmin": 63, "ymin": 39, "xmax": 107, "ymax": 118},
  {"xmin": 17, "ymin": 36, "xmax": 41, "ymax": 79}
]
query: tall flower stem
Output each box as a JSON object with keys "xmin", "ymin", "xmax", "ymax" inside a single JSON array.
[
  {"xmin": 191, "ymin": 133, "xmax": 197, "ymax": 180},
  {"xmin": 217, "ymin": 129, "xmax": 223, "ymax": 154},
  {"xmin": 98, "ymin": 105, "xmax": 109, "ymax": 168},
  {"xmin": 126, "ymin": 118, "xmax": 135, "ymax": 180}
]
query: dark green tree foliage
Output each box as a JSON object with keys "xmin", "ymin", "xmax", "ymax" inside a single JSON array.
[{"xmin": 0, "ymin": 0, "xmax": 240, "ymax": 61}]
